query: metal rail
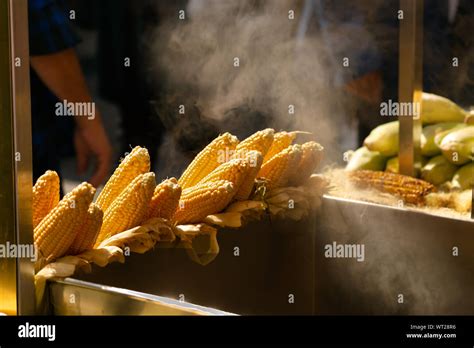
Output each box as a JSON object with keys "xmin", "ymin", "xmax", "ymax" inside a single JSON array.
[
  {"xmin": 0, "ymin": 0, "xmax": 34, "ymax": 315},
  {"xmin": 398, "ymin": 0, "xmax": 423, "ymax": 177},
  {"xmin": 49, "ymin": 278, "xmax": 235, "ymax": 315}
]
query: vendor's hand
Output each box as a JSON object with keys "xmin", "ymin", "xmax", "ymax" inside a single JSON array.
[{"xmin": 74, "ymin": 117, "xmax": 112, "ymax": 187}]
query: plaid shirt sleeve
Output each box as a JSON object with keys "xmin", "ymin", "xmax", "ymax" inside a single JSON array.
[{"xmin": 28, "ymin": 0, "xmax": 80, "ymax": 56}]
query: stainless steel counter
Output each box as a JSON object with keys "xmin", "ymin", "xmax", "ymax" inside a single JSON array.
[
  {"xmin": 60, "ymin": 195, "xmax": 473, "ymax": 315},
  {"xmin": 316, "ymin": 195, "xmax": 474, "ymax": 315},
  {"xmin": 74, "ymin": 216, "xmax": 316, "ymax": 315},
  {"xmin": 48, "ymin": 278, "xmax": 233, "ymax": 315}
]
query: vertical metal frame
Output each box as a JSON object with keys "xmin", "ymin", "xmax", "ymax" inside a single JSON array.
[
  {"xmin": 0, "ymin": 0, "xmax": 17, "ymax": 316},
  {"xmin": 398, "ymin": 0, "xmax": 423, "ymax": 176},
  {"xmin": 0, "ymin": 0, "xmax": 35, "ymax": 315},
  {"xmin": 11, "ymin": 0, "xmax": 35, "ymax": 315}
]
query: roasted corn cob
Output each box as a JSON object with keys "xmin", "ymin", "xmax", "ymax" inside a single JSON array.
[
  {"xmin": 289, "ymin": 141, "xmax": 324, "ymax": 186},
  {"xmin": 263, "ymin": 131, "xmax": 297, "ymax": 163},
  {"xmin": 235, "ymin": 150, "xmax": 263, "ymax": 200},
  {"xmin": 258, "ymin": 144, "xmax": 303, "ymax": 190},
  {"xmin": 96, "ymin": 146, "xmax": 150, "ymax": 211},
  {"xmin": 174, "ymin": 180, "xmax": 235, "ymax": 224},
  {"xmin": 32, "ymin": 170, "xmax": 60, "ymax": 229},
  {"xmin": 231, "ymin": 128, "xmax": 274, "ymax": 160},
  {"xmin": 34, "ymin": 182, "xmax": 95, "ymax": 262},
  {"xmin": 96, "ymin": 172, "xmax": 155, "ymax": 244},
  {"xmin": 68, "ymin": 203, "xmax": 103, "ymax": 255},
  {"xmin": 178, "ymin": 133, "xmax": 239, "ymax": 189},
  {"xmin": 146, "ymin": 178, "xmax": 182, "ymax": 220},
  {"xmin": 347, "ymin": 170, "xmax": 435, "ymax": 204}
]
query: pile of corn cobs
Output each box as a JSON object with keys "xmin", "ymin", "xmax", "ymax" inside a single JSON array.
[
  {"xmin": 33, "ymin": 128, "xmax": 324, "ymax": 266},
  {"xmin": 345, "ymin": 92, "xmax": 473, "ymax": 210}
]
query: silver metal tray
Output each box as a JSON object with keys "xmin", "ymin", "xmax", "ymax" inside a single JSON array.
[{"xmin": 48, "ymin": 278, "xmax": 233, "ymax": 315}]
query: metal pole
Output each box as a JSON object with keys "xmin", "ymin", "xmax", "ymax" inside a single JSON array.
[
  {"xmin": 10, "ymin": 0, "xmax": 35, "ymax": 315},
  {"xmin": 0, "ymin": 0, "xmax": 17, "ymax": 316},
  {"xmin": 398, "ymin": 0, "xmax": 423, "ymax": 177},
  {"xmin": 0, "ymin": 0, "xmax": 35, "ymax": 315}
]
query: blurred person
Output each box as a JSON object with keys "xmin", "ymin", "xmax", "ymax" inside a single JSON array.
[
  {"xmin": 298, "ymin": 0, "xmax": 474, "ymax": 145},
  {"xmin": 29, "ymin": 0, "xmax": 112, "ymax": 189},
  {"xmin": 93, "ymin": 0, "xmax": 190, "ymax": 169}
]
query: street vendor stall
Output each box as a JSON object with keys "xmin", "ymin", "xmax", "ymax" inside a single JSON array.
[{"xmin": 0, "ymin": 0, "xmax": 472, "ymax": 317}]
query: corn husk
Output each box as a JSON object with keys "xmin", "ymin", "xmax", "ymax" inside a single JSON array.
[
  {"xmin": 420, "ymin": 155, "xmax": 458, "ymax": 186},
  {"xmin": 363, "ymin": 121, "xmax": 399, "ymax": 157},
  {"xmin": 345, "ymin": 147, "xmax": 387, "ymax": 171},
  {"xmin": 384, "ymin": 156, "xmax": 427, "ymax": 176},
  {"xmin": 174, "ymin": 224, "xmax": 219, "ymax": 266},
  {"xmin": 424, "ymin": 190, "xmax": 472, "ymax": 213},
  {"xmin": 451, "ymin": 162, "xmax": 474, "ymax": 189},
  {"xmin": 421, "ymin": 92, "xmax": 467, "ymax": 125},
  {"xmin": 434, "ymin": 123, "xmax": 467, "ymax": 144},
  {"xmin": 421, "ymin": 122, "xmax": 461, "ymax": 156},
  {"xmin": 437, "ymin": 126, "xmax": 474, "ymax": 165},
  {"xmin": 35, "ymin": 218, "xmax": 175, "ymax": 310},
  {"xmin": 385, "ymin": 156, "xmax": 398, "ymax": 173},
  {"xmin": 465, "ymin": 110, "xmax": 474, "ymax": 125},
  {"xmin": 206, "ymin": 174, "xmax": 328, "ymax": 226}
]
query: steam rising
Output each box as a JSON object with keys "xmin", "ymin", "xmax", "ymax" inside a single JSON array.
[
  {"xmin": 149, "ymin": 1, "xmax": 473, "ymax": 314},
  {"xmin": 323, "ymin": 168, "xmax": 471, "ymax": 314},
  {"xmin": 151, "ymin": 0, "xmax": 358, "ymax": 164}
]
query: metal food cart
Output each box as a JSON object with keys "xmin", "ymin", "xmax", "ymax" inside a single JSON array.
[{"xmin": 0, "ymin": 0, "xmax": 472, "ymax": 316}]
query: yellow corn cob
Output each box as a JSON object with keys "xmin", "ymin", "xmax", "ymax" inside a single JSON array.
[
  {"xmin": 146, "ymin": 178, "xmax": 182, "ymax": 220},
  {"xmin": 32, "ymin": 170, "xmax": 60, "ymax": 229},
  {"xmin": 68, "ymin": 203, "xmax": 103, "ymax": 255},
  {"xmin": 347, "ymin": 170, "xmax": 435, "ymax": 204},
  {"xmin": 258, "ymin": 144, "xmax": 303, "ymax": 190},
  {"xmin": 231, "ymin": 128, "xmax": 274, "ymax": 160},
  {"xmin": 289, "ymin": 141, "xmax": 324, "ymax": 186},
  {"xmin": 235, "ymin": 150, "xmax": 263, "ymax": 200},
  {"xmin": 263, "ymin": 131, "xmax": 297, "ymax": 163},
  {"xmin": 95, "ymin": 146, "xmax": 150, "ymax": 211},
  {"xmin": 174, "ymin": 180, "xmax": 235, "ymax": 224},
  {"xmin": 34, "ymin": 182, "xmax": 95, "ymax": 262},
  {"xmin": 96, "ymin": 172, "xmax": 155, "ymax": 244},
  {"xmin": 178, "ymin": 133, "xmax": 239, "ymax": 189},
  {"xmin": 198, "ymin": 158, "xmax": 250, "ymax": 192}
]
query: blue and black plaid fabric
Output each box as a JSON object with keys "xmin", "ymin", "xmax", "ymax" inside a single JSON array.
[
  {"xmin": 28, "ymin": 0, "xmax": 80, "ymax": 56},
  {"xmin": 29, "ymin": 0, "xmax": 80, "ymax": 184}
]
